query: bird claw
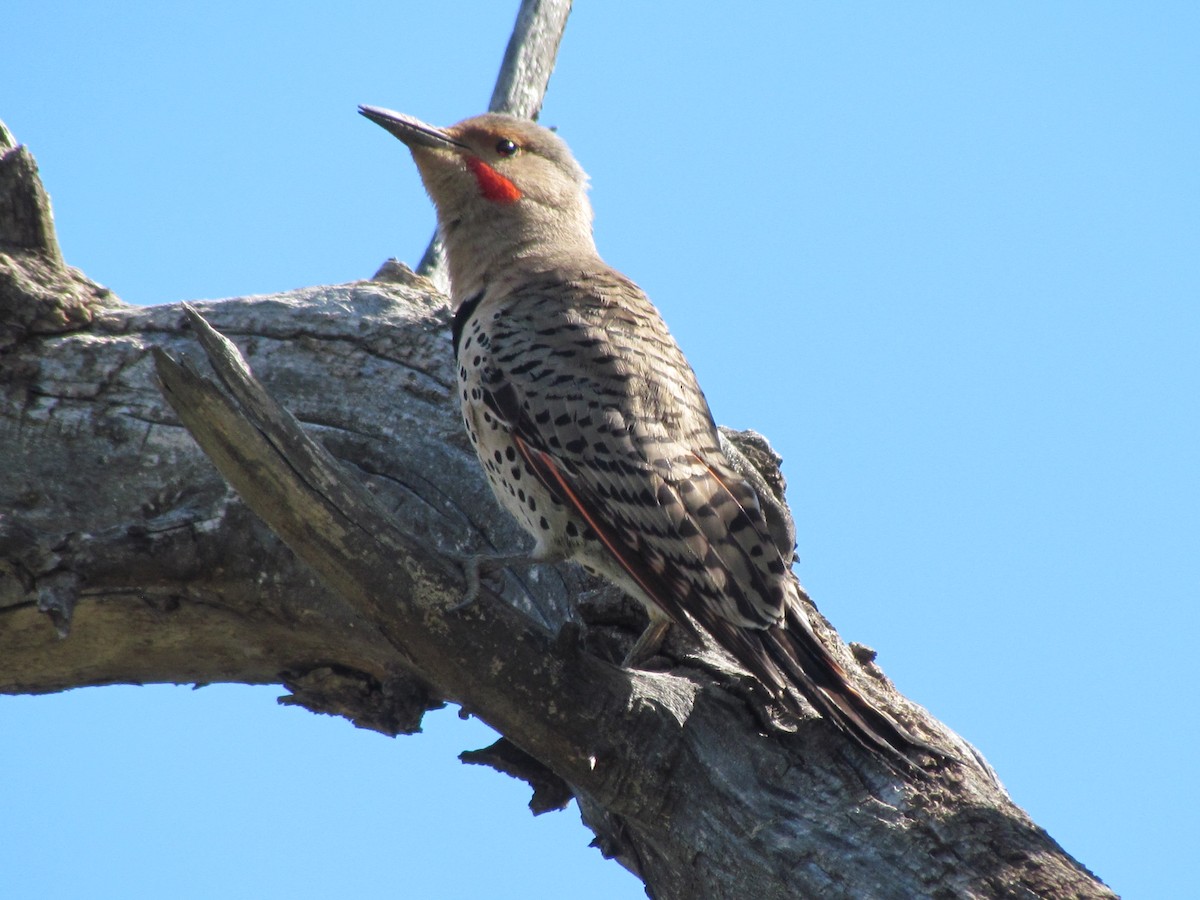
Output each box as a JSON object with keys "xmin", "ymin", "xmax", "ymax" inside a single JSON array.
[
  {"xmin": 450, "ymin": 561, "xmax": 483, "ymax": 611},
  {"xmin": 443, "ymin": 551, "xmax": 496, "ymax": 611},
  {"xmin": 443, "ymin": 547, "xmax": 550, "ymax": 610}
]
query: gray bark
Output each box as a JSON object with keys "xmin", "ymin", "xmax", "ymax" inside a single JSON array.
[{"xmin": 0, "ymin": 115, "xmax": 1114, "ymax": 899}]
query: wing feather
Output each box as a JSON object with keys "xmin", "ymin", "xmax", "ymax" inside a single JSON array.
[{"xmin": 471, "ymin": 267, "xmax": 941, "ymax": 767}]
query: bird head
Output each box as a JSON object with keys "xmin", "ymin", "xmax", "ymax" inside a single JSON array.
[{"xmin": 360, "ymin": 106, "xmax": 596, "ymax": 298}]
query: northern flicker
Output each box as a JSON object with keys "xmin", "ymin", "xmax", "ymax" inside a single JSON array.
[{"xmin": 361, "ymin": 105, "xmax": 938, "ymax": 768}]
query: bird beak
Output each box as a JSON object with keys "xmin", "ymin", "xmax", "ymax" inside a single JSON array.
[{"xmin": 358, "ymin": 105, "xmax": 468, "ymax": 152}]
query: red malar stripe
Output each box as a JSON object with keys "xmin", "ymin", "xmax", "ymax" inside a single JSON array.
[{"xmin": 466, "ymin": 158, "xmax": 522, "ymax": 204}]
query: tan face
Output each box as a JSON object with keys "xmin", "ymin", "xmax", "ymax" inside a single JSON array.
[{"xmin": 360, "ymin": 107, "xmax": 588, "ymax": 218}]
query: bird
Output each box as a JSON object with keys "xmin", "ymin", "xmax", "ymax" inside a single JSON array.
[{"xmin": 360, "ymin": 104, "xmax": 938, "ymax": 769}]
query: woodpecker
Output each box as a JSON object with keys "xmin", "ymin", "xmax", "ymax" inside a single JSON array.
[{"xmin": 361, "ymin": 105, "xmax": 936, "ymax": 768}]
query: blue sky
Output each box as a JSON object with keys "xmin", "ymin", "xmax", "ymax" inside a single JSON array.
[{"xmin": 3, "ymin": 3, "xmax": 1197, "ymax": 897}]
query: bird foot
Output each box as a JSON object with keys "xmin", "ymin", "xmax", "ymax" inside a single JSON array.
[
  {"xmin": 450, "ymin": 553, "xmax": 488, "ymax": 611},
  {"xmin": 443, "ymin": 547, "xmax": 563, "ymax": 611}
]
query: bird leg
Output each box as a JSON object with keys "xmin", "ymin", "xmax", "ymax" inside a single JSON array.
[
  {"xmin": 622, "ymin": 617, "xmax": 672, "ymax": 669},
  {"xmin": 449, "ymin": 546, "xmax": 566, "ymax": 610}
]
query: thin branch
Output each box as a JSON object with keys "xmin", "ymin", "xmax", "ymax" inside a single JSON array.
[
  {"xmin": 488, "ymin": 0, "xmax": 574, "ymax": 120},
  {"xmin": 417, "ymin": 0, "xmax": 573, "ymax": 287}
]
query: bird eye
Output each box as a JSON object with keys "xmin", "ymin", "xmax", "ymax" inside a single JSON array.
[{"xmin": 495, "ymin": 138, "xmax": 519, "ymax": 157}]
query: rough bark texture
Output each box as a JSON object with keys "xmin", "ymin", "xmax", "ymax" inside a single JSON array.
[{"xmin": 0, "ymin": 112, "xmax": 1115, "ymax": 899}]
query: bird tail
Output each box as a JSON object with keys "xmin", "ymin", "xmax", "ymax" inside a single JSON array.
[{"xmin": 760, "ymin": 599, "xmax": 944, "ymax": 771}]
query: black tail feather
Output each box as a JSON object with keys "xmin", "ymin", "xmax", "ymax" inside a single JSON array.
[
  {"xmin": 706, "ymin": 601, "xmax": 944, "ymax": 771},
  {"xmin": 764, "ymin": 603, "xmax": 945, "ymax": 770}
]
